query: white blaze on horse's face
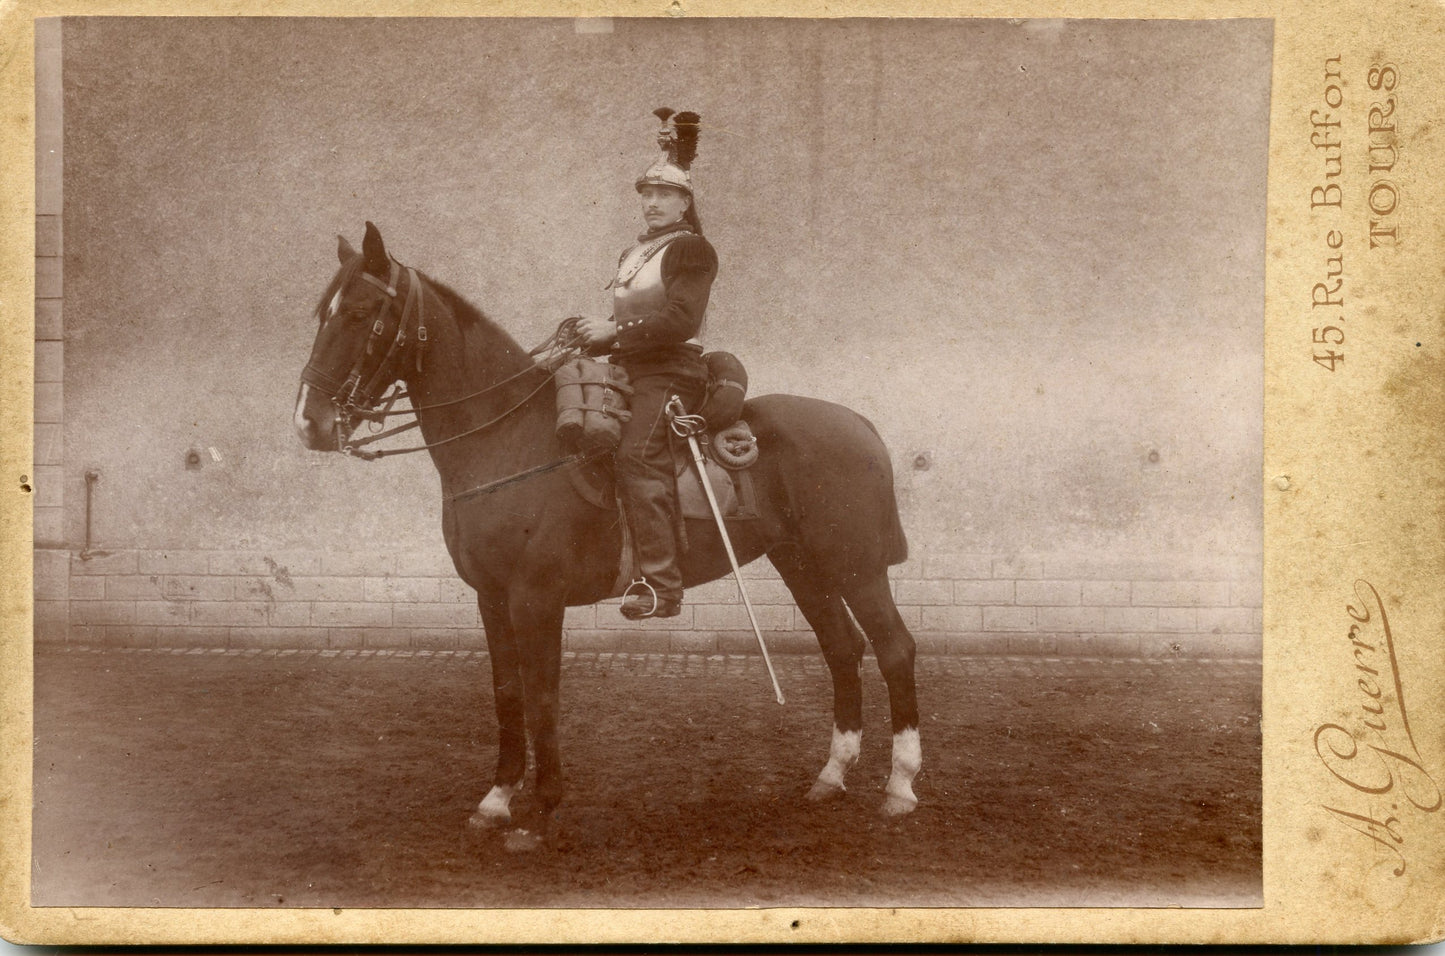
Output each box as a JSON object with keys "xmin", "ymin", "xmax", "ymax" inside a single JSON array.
[
  {"xmin": 807, "ymin": 727, "xmax": 861, "ymax": 801},
  {"xmin": 294, "ymin": 286, "xmax": 353, "ymax": 451},
  {"xmin": 293, "ymin": 384, "xmax": 314, "ymax": 439},
  {"xmin": 882, "ymin": 727, "xmax": 923, "ymax": 817},
  {"xmin": 293, "ymin": 381, "xmax": 341, "ymax": 451}
]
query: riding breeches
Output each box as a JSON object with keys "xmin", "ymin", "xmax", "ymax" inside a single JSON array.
[{"xmin": 615, "ymin": 363, "xmax": 708, "ymax": 601}]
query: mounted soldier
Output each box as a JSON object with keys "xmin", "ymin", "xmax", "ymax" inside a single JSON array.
[
  {"xmin": 576, "ymin": 109, "xmax": 717, "ymax": 620},
  {"xmin": 296, "ymin": 121, "xmax": 921, "ymax": 822}
]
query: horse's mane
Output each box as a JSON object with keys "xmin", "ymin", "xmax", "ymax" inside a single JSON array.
[
  {"xmin": 317, "ymin": 256, "xmax": 491, "ymax": 330},
  {"xmin": 417, "ymin": 272, "xmax": 488, "ymax": 329},
  {"xmin": 316, "ymin": 253, "xmax": 527, "ymax": 358}
]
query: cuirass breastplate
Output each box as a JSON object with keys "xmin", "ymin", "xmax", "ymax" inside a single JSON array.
[{"xmin": 612, "ymin": 249, "xmax": 670, "ymax": 327}]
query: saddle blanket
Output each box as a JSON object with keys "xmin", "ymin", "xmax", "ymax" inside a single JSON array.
[
  {"xmin": 675, "ymin": 453, "xmax": 759, "ymax": 521},
  {"xmin": 567, "ymin": 442, "xmax": 760, "ymax": 522}
]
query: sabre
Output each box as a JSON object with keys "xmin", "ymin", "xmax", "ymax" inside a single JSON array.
[{"xmin": 666, "ymin": 395, "xmax": 785, "ymax": 706}]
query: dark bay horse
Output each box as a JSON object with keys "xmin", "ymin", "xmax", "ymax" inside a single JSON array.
[{"xmin": 293, "ymin": 223, "xmax": 921, "ymax": 833}]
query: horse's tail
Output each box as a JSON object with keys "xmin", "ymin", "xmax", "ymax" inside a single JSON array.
[
  {"xmin": 855, "ymin": 413, "xmax": 910, "ymax": 568},
  {"xmin": 884, "ymin": 484, "xmax": 909, "ymax": 566}
]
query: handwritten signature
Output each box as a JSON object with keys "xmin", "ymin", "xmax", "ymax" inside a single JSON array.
[{"xmin": 1314, "ymin": 579, "xmax": 1441, "ymax": 876}]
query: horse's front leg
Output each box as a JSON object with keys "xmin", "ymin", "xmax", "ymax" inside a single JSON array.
[
  {"xmin": 470, "ymin": 588, "xmax": 526, "ymax": 829},
  {"xmin": 508, "ymin": 574, "xmax": 568, "ymax": 832}
]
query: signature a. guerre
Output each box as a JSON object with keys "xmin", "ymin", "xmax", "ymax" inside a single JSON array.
[{"xmin": 1314, "ymin": 580, "xmax": 1442, "ymax": 877}]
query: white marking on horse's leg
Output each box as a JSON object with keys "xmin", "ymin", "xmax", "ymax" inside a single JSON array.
[
  {"xmin": 468, "ymin": 783, "xmax": 518, "ymax": 829},
  {"xmin": 881, "ymin": 727, "xmax": 922, "ymax": 817},
  {"xmin": 806, "ymin": 726, "xmax": 861, "ymax": 801}
]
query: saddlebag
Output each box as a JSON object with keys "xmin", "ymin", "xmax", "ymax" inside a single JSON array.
[{"xmin": 554, "ymin": 357, "xmax": 633, "ymax": 453}]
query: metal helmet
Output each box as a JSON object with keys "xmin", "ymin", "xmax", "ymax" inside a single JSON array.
[{"xmin": 635, "ymin": 108, "xmax": 699, "ymax": 195}]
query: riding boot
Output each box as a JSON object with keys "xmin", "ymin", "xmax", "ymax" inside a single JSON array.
[
  {"xmin": 612, "ymin": 365, "xmax": 705, "ymax": 620},
  {"xmin": 619, "ymin": 467, "xmax": 684, "ymax": 619}
]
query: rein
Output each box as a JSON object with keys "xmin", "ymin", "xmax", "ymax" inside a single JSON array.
[
  {"xmin": 361, "ymin": 315, "xmax": 582, "ymax": 421},
  {"xmin": 343, "ymin": 373, "xmax": 554, "ymax": 461}
]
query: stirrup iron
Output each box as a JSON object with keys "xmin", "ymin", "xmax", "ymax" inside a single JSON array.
[
  {"xmin": 621, "ymin": 578, "xmax": 682, "ymax": 619},
  {"xmin": 621, "ymin": 578, "xmax": 660, "ymax": 617}
]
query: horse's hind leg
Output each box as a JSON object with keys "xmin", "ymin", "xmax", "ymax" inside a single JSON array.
[
  {"xmin": 842, "ymin": 572, "xmax": 922, "ymax": 816},
  {"xmin": 771, "ymin": 549, "xmax": 866, "ymax": 801},
  {"xmin": 470, "ymin": 589, "xmax": 527, "ymax": 829}
]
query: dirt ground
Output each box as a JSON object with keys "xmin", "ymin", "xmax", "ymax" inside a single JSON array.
[{"xmin": 31, "ymin": 646, "xmax": 1260, "ymax": 909}]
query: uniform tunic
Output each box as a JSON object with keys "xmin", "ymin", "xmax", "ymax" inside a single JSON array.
[{"xmin": 606, "ymin": 222, "xmax": 716, "ymax": 452}]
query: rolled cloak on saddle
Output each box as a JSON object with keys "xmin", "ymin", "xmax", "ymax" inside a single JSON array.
[
  {"xmin": 554, "ymin": 357, "xmax": 633, "ymax": 453},
  {"xmin": 698, "ymin": 351, "xmax": 748, "ymax": 431}
]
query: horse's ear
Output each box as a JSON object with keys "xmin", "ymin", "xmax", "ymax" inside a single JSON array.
[
  {"xmin": 337, "ymin": 235, "xmax": 356, "ymax": 264},
  {"xmin": 361, "ymin": 221, "xmax": 388, "ymax": 277}
]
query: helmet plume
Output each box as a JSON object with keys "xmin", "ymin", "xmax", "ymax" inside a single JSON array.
[{"xmin": 651, "ymin": 107, "xmax": 700, "ymax": 171}]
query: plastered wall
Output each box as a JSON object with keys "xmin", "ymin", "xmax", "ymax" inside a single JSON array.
[{"xmin": 35, "ymin": 18, "xmax": 1268, "ymax": 656}]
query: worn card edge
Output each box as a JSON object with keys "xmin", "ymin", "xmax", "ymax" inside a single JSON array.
[{"xmin": 2, "ymin": 0, "xmax": 1444, "ymax": 945}]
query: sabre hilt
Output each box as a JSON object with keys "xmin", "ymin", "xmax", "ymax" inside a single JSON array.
[{"xmin": 666, "ymin": 395, "xmax": 706, "ymax": 438}]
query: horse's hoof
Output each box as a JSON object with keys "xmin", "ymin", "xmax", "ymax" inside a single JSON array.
[
  {"xmin": 806, "ymin": 779, "xmax": 846, "ymax": 802},
  {"xmin": 880, "ymin": 794, "xmax": 918, "ymax": 817},
  {"xmin": 504, "ymin": 828, "xmax": 544, "ymax": 853},
  {"xmin": 468, "ymin": 808, "xmax": 511, "ymax": 830},
  {"xmin": 469, "ymin": 784, "xmax": 518, "ymax": 830}
]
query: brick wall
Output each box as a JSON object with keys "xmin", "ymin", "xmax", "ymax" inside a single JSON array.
[
  {"xmin": 47, "ymin": 546, "xmax": 1262, "ymax": 659},
  {"xmin": 33, "ymin": 20, "xmax": 67, "ymax": 642}
]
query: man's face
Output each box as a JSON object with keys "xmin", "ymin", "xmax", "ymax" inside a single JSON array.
[{"xmin": 639, "ymin": 184, "xmax": 691, "ymax": 231}]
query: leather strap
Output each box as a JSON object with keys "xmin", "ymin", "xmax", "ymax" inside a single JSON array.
[{"xmin": 606, "ymin": 229, "xmax": 692, "ymax": 289}]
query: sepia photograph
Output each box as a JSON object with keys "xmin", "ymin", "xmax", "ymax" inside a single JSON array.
[{"xmin": 28, "ymin": 16, "xmax": 1267, "ymax": 914}]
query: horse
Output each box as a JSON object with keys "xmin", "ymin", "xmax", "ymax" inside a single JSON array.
[{"xmin": 293, "ymin": 222, "xmax": 921, "ymax": 837}]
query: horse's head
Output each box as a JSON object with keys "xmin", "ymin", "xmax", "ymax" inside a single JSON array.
[{"xmin": 294, "ymin": 222, "xmax": 423, "ymax": 452}]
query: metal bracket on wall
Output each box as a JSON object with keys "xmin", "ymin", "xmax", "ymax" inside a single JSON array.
[{"xmin": 79, "ymin": 470, "xmax": 107, "ymax": 560}]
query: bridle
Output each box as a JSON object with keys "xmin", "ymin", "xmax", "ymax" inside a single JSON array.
[
  {"xmin": 300, "ymin": 256, "xmax": 423, "ymax": 451},
  {"xmin": 300, "ymin": 257, "xmax": 578, "ymax": 461}
]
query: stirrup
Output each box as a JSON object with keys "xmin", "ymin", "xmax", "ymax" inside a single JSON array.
[{"xmin": 620, "ymin": 579, "xmax": 681, "ymax": 619}]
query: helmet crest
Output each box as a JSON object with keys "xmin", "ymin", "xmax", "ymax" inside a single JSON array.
[{"xmin": 637, "ymin": 107, "xmax": 701, "ymax": 194}]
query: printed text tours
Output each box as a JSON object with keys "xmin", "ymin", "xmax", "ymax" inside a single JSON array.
[{"xmin": 1306, "ymin": 56, "xmax": 1401, "ymax": 372}]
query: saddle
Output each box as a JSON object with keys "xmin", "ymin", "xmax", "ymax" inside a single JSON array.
[
  {"xmin": 556, "ymin": 351, "xmax": 760, "ymax": 597},
  {"xmin": 564, "ymin": 424, "xmax": 761, "ymax": 599},
  {"xmin": 566, "ymin": 430, "xmax": 761, "ymax": 522}
]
